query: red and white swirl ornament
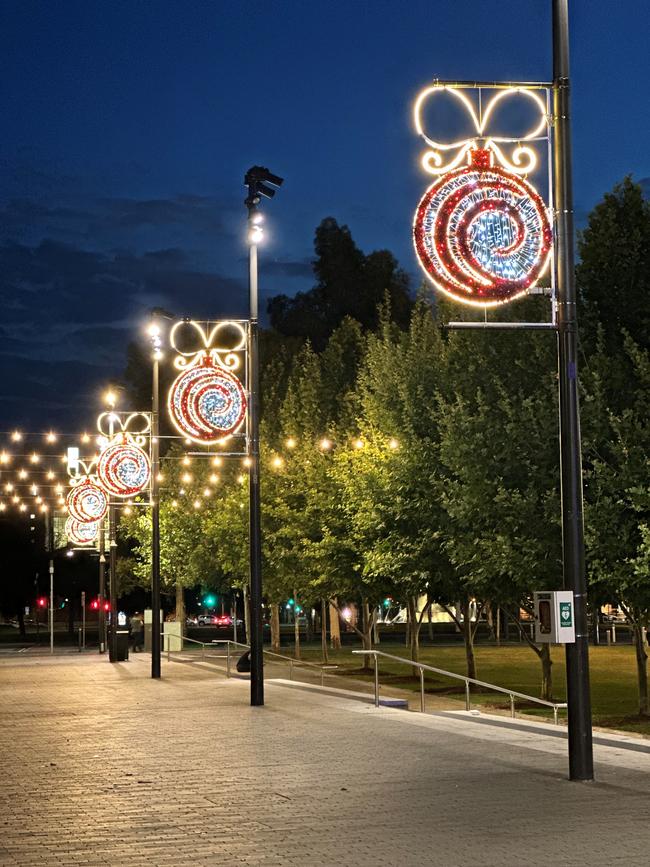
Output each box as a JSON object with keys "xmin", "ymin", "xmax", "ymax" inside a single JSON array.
[
  {"xmin": 66, "ymin": 479, "xmax": 108, "ymax": 523},
  {"xmin": 97, "ymin": 435, "xmax": 151, "ymax": 498},
  {"xmin": 413, "ymin": 149, "xmax": 552, "ymax": 307},
  {"xmin": 65, "ymin": 516, "xmax": 99, "ymax": 546},
  {"xmin": 168, "ymin": 355, "xmax": 247, "ymax": 444}
]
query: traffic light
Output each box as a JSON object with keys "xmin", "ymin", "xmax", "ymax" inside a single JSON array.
[
  {"xmin": 203, "ymin": 594, "xmax": 216, "ymax": 607},
  {"xmin": 90, "ymin": 598, "xmax": 100, "ymax": 611},
  {"xmin": 37, "ymin": 596, "xmax": 47, "ymax": 608}
]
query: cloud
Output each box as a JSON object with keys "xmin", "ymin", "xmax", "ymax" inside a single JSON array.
[
  {"xmin": 0, "ymin": 180, "xmax": 314, "ymax": 428},
  {"xmin": 261, "ymin": 257, "xmax": 313, "ymax": 279},
  {"xmin": 0, "ymin": 236, "xmax": 249, "ymax": 427},
  {"xmin": 0, "ymin": 192, "xmax": 240, "ymax": 254}
]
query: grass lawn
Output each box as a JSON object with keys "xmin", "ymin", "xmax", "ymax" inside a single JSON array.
[{"xmin": 295, "ymin": 642, "xmax": 650, "ymax": 736}]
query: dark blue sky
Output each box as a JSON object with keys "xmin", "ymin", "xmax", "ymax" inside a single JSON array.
[{"xmin": 1, "ymin": 0, "xmax": 648, "ymax": 429}]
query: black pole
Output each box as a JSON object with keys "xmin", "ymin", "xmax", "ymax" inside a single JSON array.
[
  {"xmin": 151, "ymin": 348, "xmax": 162, "ymax": 678},
  {"xmin": 552, "ymin": 0, "xmax": 594, "ymax": 781},
  {"xmin": 109, "ymin": 503, "xmax": 118, "ymax": 662},
  {"xmin": 244, "ymin": 167, "xmax": 283, "ymax": 707},
  {"xmin": 98, "ymin": 517, "xmax": 106, "ymax": 653},
  {"xmin": 47, "ymin": 511, "xmax": 54, "ymax": 656},
  {"xmin": 246, "ymin": 206, "xmax": 264, "ymax": 707}
]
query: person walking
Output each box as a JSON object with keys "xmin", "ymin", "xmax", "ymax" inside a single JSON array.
[{"xmin": 130, "ymin": 612, "xmax": 144, "ymax": 652}]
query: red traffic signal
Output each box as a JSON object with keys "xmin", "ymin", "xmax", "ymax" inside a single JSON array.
[
  {"xmin": 37, "ymin": 596, "xmax": 47, "ymax": 608},
  {"xmin": 103, "ymin": 601, "xmax": 110, "ymax": 612},
  {"xmin": 90, "ymin": 599, "xmax": 100, "ymax": 611}
]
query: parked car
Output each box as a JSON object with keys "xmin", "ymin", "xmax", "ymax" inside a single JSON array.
[
  {"xmin": 214, "ymin": 614, "xmax": 233, "ymax": 627},
  {"xmin": 197, "ymin": 614, "xmax": 215, "ymax": 626}
]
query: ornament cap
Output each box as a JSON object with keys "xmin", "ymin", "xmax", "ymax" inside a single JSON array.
[{"xmin": 469, "ymin": 148, "xmax": 492, "ymax": 170}]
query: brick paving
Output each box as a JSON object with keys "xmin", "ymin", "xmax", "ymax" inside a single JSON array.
[{"xmin": 1, "ymin": 652, "xmax": 650, "ymax": 866}]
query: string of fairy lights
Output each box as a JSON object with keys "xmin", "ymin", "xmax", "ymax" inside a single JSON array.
[{"xmin": 0, "ymin": 427, "xmax": 400, "ymax": 521}]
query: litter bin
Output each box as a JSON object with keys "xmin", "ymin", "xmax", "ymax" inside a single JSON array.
[{"xmin": 108, "ymin": 628, "xmax": 130, "ymax": 662}]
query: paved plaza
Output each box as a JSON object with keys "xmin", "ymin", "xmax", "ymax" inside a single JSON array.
[{"xmin": 1, "ymin": 652, "xmax": 650, "ymax": 866}]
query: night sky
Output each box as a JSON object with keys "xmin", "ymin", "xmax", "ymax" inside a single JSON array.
[{"xmin": 1, "ymin": 0, "xmax": 648, "ymax": 430}]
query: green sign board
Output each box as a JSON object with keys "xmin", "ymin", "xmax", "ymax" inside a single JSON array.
[{"xmin": 559, "ymin": 601, "xmax": 573, "ymax": 628}]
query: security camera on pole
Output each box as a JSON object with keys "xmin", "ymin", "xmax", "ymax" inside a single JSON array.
[{"xmin": 244, "ymin": 166, "xmax": 283, "ymax": 707}]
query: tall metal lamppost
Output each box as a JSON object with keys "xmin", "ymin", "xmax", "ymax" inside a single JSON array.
[
  {"xmin": 98, "ymin": 515, "xmax": 107, "ymax": 653},
  {"xmin": 552, "ymin": 0, "xmax": 593, "ymax": 782},
  {"xmin": 410, "ymin": 0, "xmax": 592, "ymax": 781},
  {"xmin": 244, "ymin": 165, "xmax": 283, "ymax": 707},
  {"xmin": 148, "ymin": 319, "xmax": 163, "ymax": 679}
]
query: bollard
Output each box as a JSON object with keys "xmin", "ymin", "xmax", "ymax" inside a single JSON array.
[
  {"xmin": 612, "ymin": 623, "xmax": 616, "ymax": 644},
  {"xmin": 606, "ymin": 628, "xmax": 611, "ymax": 646},
  {"xmin": 226, "ymin": 642, "xmax": 231, "ymax": 677},
  {"xmin": 510, "ymin": 694, "xmax": 515, "ymax": 718},
  {"xmin": 420, "ymin": 668, "xmax": 425, "ymax": 713},
  {"xmin": 465, "ymin": 680, "xmax": 471, "ymax": 711}
]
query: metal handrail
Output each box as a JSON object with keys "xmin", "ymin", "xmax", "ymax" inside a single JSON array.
[
  {"xmin": 161, "ymin": 634, "xmax": 338, "ymax": 686},
  {"xmin": 353, "ymin": 650, "xmax": 567, "ymax": 724},
  {"xmin": 262, "ymin": 649, "xmax": 339, "ymax": 686}
]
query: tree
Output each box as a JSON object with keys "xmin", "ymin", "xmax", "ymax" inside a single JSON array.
[
  {"xmin": 582, "ymin": 335, "xmax": 650, "ymax": 714},
  {"xmin": 577, "ymin": 179, "xmax": 650, "ymax": 716},
  {"xmin": 342, "ymin": 301, "xmax": 462, "ymax": 671},
  {"xmin": 268, "ymin": 218, "xmax": 411, "ymax": 349},
  {"xmin": 577, "ymin": 177, "xmax": 650, "ymax": 354}
]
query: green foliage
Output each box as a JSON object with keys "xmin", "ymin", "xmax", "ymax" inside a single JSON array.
[
  {"xmin": 267, "ymin": 217, "xmax": 412, "ymax": 348},
  {"xmin": 577, "ymin": 177, "xmax": 650, "ymax": 353}
]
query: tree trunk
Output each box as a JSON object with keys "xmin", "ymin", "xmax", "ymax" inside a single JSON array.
[
  {"xmin": 175, "ymin": 582, "xmax": 185, "ymax": 636},
  {"xmin": 540, "ymin": 643, "xmax": 553, "ymax": 702},
  {"xmin": 373, "ymin": 608, "xmax": 380, "ymax": 644},
  {"xmin": 407, "ymin": 596, "xmax": 421, "ymax": 674},
  {"xmin": 243, "ymin": 584, "xmax": 250, "ymax": 644},
  {"xmin": 461, "ymin": 600, "xmax": 477, "ymax": 680},
  {"xmin": 270, "ymin": 602, "xmax": 281, "ymax": 653},
  {"xmin": 293, "ymin": 589, "xmax": 301, "ymax": 660},
  {"xmin": 495, "ymin": 607, "xmax": 501, "ymax": 646},
  {"xmin": 633, "ymin": 620, "xmax": 649, "ymax": 716},
  {"xmin": 321, "ymin": 599, "xmax": 329, "ymax": 663},
  {"xmin": 329, "ymin": 599, "xmax": 341, "ymax": 650},
  {"xmin": 305, "ymin": 606, "xmax": 313, "ymax": 644},
  {"xmin": 427, "ymin": 604, "xmax": 434, "ymax": 641},
  {"xmin": 68, "ymin": 599, "xmax": 75, "ymax": 637},
  {"xmin": 17, "ymin": 608, "xmax": 26, "ymax": 638}
]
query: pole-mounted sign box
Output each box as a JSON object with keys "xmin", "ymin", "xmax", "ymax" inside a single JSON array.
[{"xmin": 533, "ymin": 591, "xmax": 576, "ymax": 644}]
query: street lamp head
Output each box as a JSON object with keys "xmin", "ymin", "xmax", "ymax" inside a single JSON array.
[
  {"xmin": 248, "ymin": 224, "xmax": 264, "ymax": 245},
  {"xmin": 104, "ymin": 389, "xmax": 117, "ymax": 408}
]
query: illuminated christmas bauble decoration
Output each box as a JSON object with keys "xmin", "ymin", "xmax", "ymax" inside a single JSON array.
[
  {"xmin": 65, "ymin": 516, "xmax": 99, "ymax": 546},
  {"xmin": 168, "ymin": 356, "xmax": 247, "ymax": 444},
  {"xmin": 97, "ymin": 436, "xmax": 151, "ymax": 498},
  {"xmin": 413, "ymin": 149, "xmax": 552, "ymax": 307},
  {"xmin": 66, "ymin": 479, "xmax": 108, "ymax": 523}
]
